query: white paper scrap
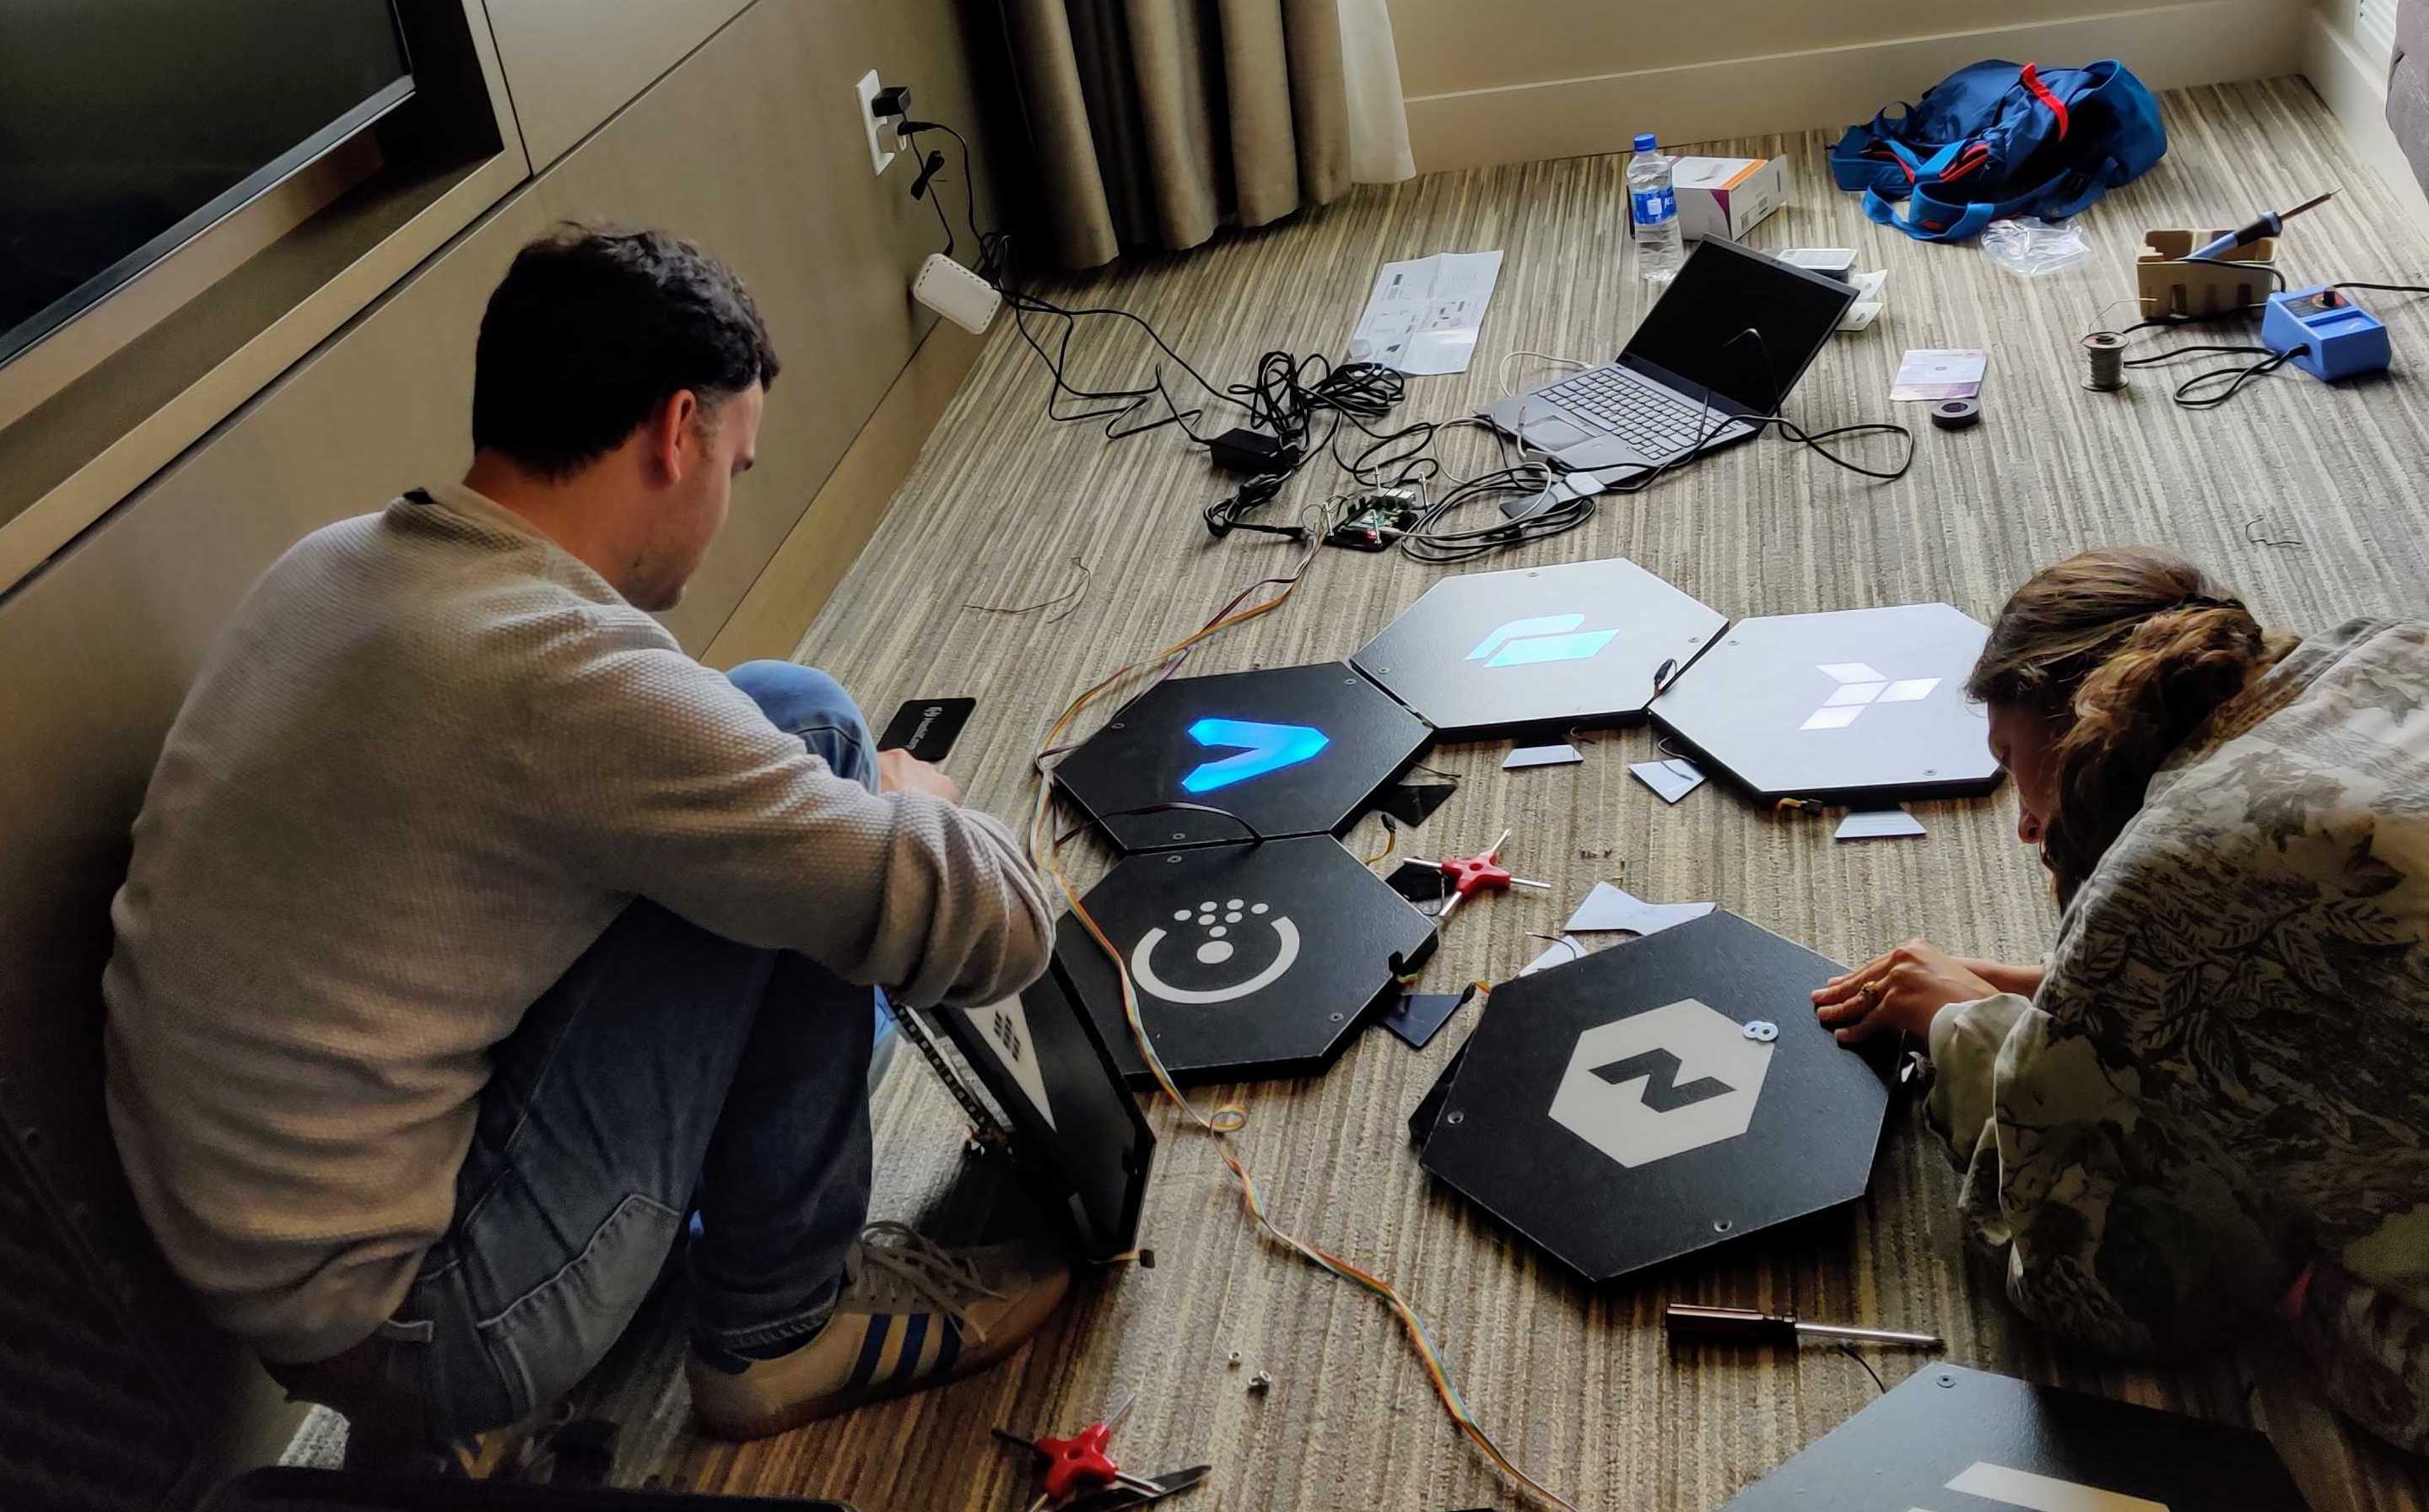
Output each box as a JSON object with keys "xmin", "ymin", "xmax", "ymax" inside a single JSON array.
[
  {"xmin": 1835, "ymin": 807, "xmax": 1928, "ymax": 841},
  {"xmin": 1629, "ymin": 758, "xmax": 1706, "ymax": 803},
  {"xmin": 1837, "ymin": 269, "xmax": 1889, "ymax": 332},
  {"xmin": 1347, "ymin": 251, "xmax": 1503, "ymax": 375},
  {"xmin": 1563, "ymin": 882, "xmax": 1717, "ymax": 937}
]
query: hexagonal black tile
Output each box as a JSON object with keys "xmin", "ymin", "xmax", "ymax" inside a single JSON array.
[
  {"xmin": 1721, "ymin": 1365, "xmax": 2310, "ymax": 1510},
  {"xmin": 1054, "ymin": 835, "xmax": 1437, "ymax": 1087},
  {"xmin": 1352, "ymin": 557, "xmax": 1727, "ymax": 740},
  {"xmin": 929, "ymin": 969, "xmax": 1155, "ymax": 1262},
  {"xmin": 1418, "ymin": 910, "xmax": 1889, "ymax": 1282},
  {"xmin": 1054, "ymin": 662, "xmax": 1432, "ymax": 853},
  {"xmin": 1649, "ymin": 602, "xmax": 2003, "ymax": 803}
]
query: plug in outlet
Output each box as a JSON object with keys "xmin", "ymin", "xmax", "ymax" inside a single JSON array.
[{"xmin": 855, "ymin": 69, "xmax": 898, "ymax": 175}]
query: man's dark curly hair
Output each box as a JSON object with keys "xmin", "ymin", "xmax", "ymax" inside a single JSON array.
[{"xmin": 472, "ymin": 224, "xmax": 780, "ymax": 479}]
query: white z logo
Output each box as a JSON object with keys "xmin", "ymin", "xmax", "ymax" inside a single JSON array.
[{"xmin": 1922, "ymin": 1461, "xmax": 2169, "ymax": 1512}]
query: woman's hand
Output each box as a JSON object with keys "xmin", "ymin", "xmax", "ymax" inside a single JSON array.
[
  {"xmin": 1962, "ymin": 958, "xmax": 2045, "ymax": 997},
  {"xmin": 1811, "ymin": 939, "xmax": 2000, "ymax": 1045}
]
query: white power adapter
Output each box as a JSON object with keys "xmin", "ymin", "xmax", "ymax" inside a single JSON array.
[{"xmin": 914, "ymin": 253, "xmax": 1001, "ymax": 336}]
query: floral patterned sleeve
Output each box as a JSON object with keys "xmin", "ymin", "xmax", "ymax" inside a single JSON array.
[
  {"xmin": 1924, "ymin": 991, "xmax": 2031, "ymax": 1168},
  {"xmin": 1923, "ymin": 991, "xmax": 2289, "ymax": 1357},
  {"xmin": 1915, "ymin": 619, "xmax": 2429, "ymax": 1454}
]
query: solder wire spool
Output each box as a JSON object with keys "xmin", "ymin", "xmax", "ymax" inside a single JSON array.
[{"xmin": 2083, "ymin": 332, "xmax": 2129, "ymax": 392}]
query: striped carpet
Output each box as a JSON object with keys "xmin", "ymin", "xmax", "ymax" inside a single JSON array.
[{"xmin": 591, "ymin": 78, "xmax": 2429, "ymax": 1509}]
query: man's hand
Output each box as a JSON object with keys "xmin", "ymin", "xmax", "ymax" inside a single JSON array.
[
  {"xmin": 877, "ymin": 748, "xmax": 960, "ymax": 804},
  {"xmin": 1811, "ymin": 939, "xmax": 2000, "ymax": 1045}
]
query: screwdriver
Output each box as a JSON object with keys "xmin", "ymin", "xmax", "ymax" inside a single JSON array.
[
  {"xmin": 2186, "ymin": 189, "xmax": 2336, "ymax": 262},
  {"xmin": 1664, "ymin": 1303, "xmax": 1943, "ymax": 1350}
]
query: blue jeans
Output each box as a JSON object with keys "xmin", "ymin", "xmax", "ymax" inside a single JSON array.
[{"xmin": 299, "ymin": 663, "xmax": 892, "ymax": 1440}]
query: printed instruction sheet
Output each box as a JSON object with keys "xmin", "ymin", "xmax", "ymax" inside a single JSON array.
[
  {"xmin": 1348, "ymin": 251, "xmax": 1503, "ymax": 375},
  {"xmin": 1890, "ymin": 348, "xmax": 1988, "ymax": 402}
]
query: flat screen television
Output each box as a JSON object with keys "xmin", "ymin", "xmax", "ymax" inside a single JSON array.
[{"xmin": 0, "ymin": 0, "xmax": 414, "ymax": 367}]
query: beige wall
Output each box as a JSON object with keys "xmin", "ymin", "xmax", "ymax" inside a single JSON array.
[
  {"xmin": 2302, "ymin": 0, "xmax": 2429, "ymax": 232},
  {"xmin": 1389, "ymin": 0, "xmax": 2120, "ymax": 99},
  {"xmin": 0, "ymin": 0, "xmax": 1001, "ymax": 1483},
  {"xmin": 1389, "ymin": 0, "xmax": 2309, "ymax": 170}
]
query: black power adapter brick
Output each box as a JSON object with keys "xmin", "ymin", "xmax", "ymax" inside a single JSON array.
[{"xmin": 1206, "ymin": 427, "xmax": 1301, "ymax": 475}]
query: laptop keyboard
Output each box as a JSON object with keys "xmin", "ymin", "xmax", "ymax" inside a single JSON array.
[{"xmin": 1535, "ymin": 366, "xmax": 1721, "ymax": 459}]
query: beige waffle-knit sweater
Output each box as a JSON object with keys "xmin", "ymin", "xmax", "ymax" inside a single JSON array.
[{"xmin": 102, "ymin": 483, "xmax": 1051, "ymax": 1364}]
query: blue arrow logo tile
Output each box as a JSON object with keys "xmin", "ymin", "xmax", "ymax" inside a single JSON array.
[{"xmin": 1179, "ymin": 717, "xmax": 1330, "ymax": 793}]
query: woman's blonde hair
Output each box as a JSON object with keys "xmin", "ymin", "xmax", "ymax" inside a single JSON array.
[{"xmin": 1966, "ymin": 548, "xmax": 2277, "ymax": 905}]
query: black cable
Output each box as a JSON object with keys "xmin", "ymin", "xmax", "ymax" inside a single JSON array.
[
  {"xmin": 2083, "ymin": 278, "xmax": 2429, "ymax": 409},
  {"xmin": 903, "ymin": 120, "xmax": 1243, "ymax": 448},
  {"xmin": 909, "ymin": 116, "xmax": 1905, "ymax": 552},
  {"xmin": 1395, "ymin": 330, "xmax": 1910, "ymax": 563},
  {"xmin": 2181, "ymin": 253, "xmax": 2289, "ymax": 293},
  {"xmin": 2173, "ymin": 348, "xmax": 2298, "ymax": 408},
  {"xmin": 1203, "ymin": 353, "xmax": 1414, "ymax": 538},
  {"xmin": 2122, "ymin": 343, "xmax": 2275, "ymax": 368},
  {"xmin": 905, "ymin": 118, "xmax": 1428, "ymax": 538},
  {"xmin": 1603, "ymin": 326, "xmax": 1914, "ymax": 495},
  {"xmin": 1836, "ymin": 1342, "xmax": 1888, "ymax": 1396}
]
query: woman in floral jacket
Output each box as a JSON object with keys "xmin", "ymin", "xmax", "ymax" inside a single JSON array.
[{"xmin": 1812, "ymin": 546, "xmax": 2429, "ymax": 1454}]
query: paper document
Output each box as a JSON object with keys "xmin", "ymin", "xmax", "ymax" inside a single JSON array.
[
  {"xmin": 1348, "ymin": 251, "xmax": 1503, "ymax": 375},
  {"xmin": 1891, "ymin": 348, "xmax": 1987, "ymax": 402}
]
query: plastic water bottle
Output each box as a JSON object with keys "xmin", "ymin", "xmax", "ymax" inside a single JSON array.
[{"xmin": 1628, "ymin": 132, "xmax": 1682, "ymax": 287}]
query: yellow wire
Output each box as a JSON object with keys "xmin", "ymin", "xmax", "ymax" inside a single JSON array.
[
  {"xmin": 1363, "ymin": 818, "xmax": 1399, "ymax": 869},
  {"xmin": 1027, "ymin": 570, "xmax": 1579, "ymax": 1512}
]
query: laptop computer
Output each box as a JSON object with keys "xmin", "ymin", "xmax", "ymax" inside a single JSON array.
[{"xmin": 1483, "ymin": 237, "xmax": 1856, "ymax": 474}]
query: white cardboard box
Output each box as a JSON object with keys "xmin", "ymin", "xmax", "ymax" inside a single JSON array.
[{"xmin": 1672, "ymin": 155, "xmax": 1788, "ymax": 241}]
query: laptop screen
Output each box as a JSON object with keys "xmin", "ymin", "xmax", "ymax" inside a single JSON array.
[{"xmin": 1622, "ymin": 240, "xmax": 1854, "ymax": 415}]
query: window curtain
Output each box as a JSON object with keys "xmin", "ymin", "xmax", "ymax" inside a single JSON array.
[{"xmin": 998, "ymin": 0, "xmax": 1416, "ymax": 269}]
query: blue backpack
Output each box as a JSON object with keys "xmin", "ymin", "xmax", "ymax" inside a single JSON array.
[{"xmin": 1830, "ymin": 59, "xmax": 2167, "ymax": 242}]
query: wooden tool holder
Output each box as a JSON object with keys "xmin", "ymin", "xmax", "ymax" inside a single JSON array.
[{"xmin": 2138, "ymin": 229, "xmax": 2277, "ymax": 317}]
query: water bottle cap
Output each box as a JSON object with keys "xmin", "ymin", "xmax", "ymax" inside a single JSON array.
[{"xmin": 1633, "ymin": 132, "xmax": 1658, "ymax": 153}]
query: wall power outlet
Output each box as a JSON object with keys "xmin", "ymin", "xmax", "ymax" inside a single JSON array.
[{"xmin": 854, "ymin": 69, "xmax": 897, "ymax": 176}]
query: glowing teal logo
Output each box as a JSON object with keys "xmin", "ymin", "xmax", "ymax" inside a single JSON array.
[
  {"xmin": 1466, "ymin": 614, "xmax": 1619, "ymax": 667},
  {"xmin": 1180, "ymin": 718, "xmax": 1329, "ymax": 793}
]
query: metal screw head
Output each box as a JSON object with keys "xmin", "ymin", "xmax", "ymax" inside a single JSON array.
[
  {"xmin": 1444, "ymin": 1110, "xmax": 1465, "ymax": 1126},
  {"xmin": 1248, "ymin": 1370, "xmax": 1275, "ymax": 1394},
  {"xmin": 1174, "ymin": 832, "xmax": 1188, "ymax": 840},
  {"xmin": 1167, "ymin": 855, "xmax": 1184, "ymax": 865},
  {"xmin": 1936, "ymin": 1371, "xmax": 1957, "ymax": 1389},
  {"xmin": 1743, "ymin": 1020, "xmax": 1779, "ymax": 1043},
  {"xmin": 1111, "ymin": 721, "xmax": 1125, "ymax": 730},
  {"xmin": 1712, "ymin": 1218, "xmax": 1734, "ymax": 1234},
  {"xmin": 1923, "ymin": 768, "xmax": 1937, "ymax": 776},
  {"xmin": 1227, "ymin": 1350, "xmax": 1243, "ymax": 1369},
  {"xmin": 1330, "ymin": 1012, "xmax": 1344, "ymax": 1022}
]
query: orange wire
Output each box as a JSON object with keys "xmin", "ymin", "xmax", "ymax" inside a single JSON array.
[{"xmin": 1025, "ymin": 563, "xmax": 1578, "ymax": 1512}]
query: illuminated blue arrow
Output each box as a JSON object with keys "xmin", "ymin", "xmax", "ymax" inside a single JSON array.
[
  {"xmin": 1467, "ymin": 613, "xmax": 1620, "ymax": 667},
  {"xmin": 1180, "ymin": 718, "xmax": 1330, "ymax": 793}
]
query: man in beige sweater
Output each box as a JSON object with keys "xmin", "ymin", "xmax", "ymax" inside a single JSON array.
[{"xmin": 102, "ymin": 226, "xmax": 1061, "ymax": 1455}]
